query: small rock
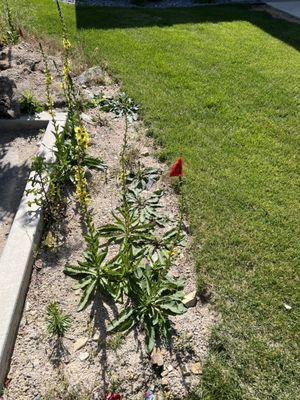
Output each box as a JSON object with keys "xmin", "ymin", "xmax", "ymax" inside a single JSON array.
[
  {"xmin": 0, "ymin": 51, "xmax": 7, "ymax": 61},
  {"xmin": 0, "ymin": 62, "xmax": 10, "ymax": 71},
  {"xmin": 167, "ymin": 364, "xmax": 174, "ymax": 372},
  {"xmin": 284, "ymin": 303, "xmax": 292, "ymax": 310},
  {"xmin": 64, "ymin": 353, "xmax": 71, "ymax": 364},
  {"xmin": 81, "ymin": 88, "xmax": 94, "ymax": 102},
  {"xmin": 190, "ymin": 362, "xmax": 203, "ymax": 375},
  {"xmin": 80, "ymin": 112, "xmax": 94, "ymax": 124},
  {"xmin": 30, "ymin": 60, "xmax": 41, "ymax": 71},
  {"xmin": 92, "ymin": 332, "xmax": 100, "ymax": 341},
  {"xmin": 161, "ymin": 376, "xmax": 168, "ymax": 386},
  {"xmin": 183, "ymin": 291, "xmax": 197, "ymax": 308},
  {"xmin": 77, "ymin": 66, "xmax": 111, "ymax": 86},
  {"xmin": 32, "ymin": 358, "xmax": 40, "ymax": 368},
  {"xmin": 73, "ymin": 337, "xmax": 88, "ymax": 352},
  {"xmin": 182, "ymin": 364, "xmax": 190, "ymax": 376},
  {"xmin": 150, "ymin": 347, "xmax": 164, "ymax": 367},
  {"xmin": 78, "ymin": 352, "xmax": 89, "ymax": 361}
]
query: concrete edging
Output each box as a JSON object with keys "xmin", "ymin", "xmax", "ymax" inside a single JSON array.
[{"xmin": 0, "ymin": 112, "xmax": 67, "ymax": 387}]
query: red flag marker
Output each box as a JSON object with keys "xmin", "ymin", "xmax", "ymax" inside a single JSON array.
[{"xmin": 169, "ymin": 157, "xmax": 183, "ymax": 177}]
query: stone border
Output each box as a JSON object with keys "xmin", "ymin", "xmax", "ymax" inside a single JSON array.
[{"xmin": 0, "ymin": 112, "xmax": 67, "ymax": 387}]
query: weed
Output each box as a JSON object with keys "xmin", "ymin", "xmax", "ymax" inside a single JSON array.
[
  {"xmin": 19, "ymin": 91, "xmax": 43, "ymax": 115},
  {"xmin": 173, "ymin": 331, "xmax": 195, "ymax": 354},
  {"xmin": 126, "ymin": 188, "xmax": 167, "ymax": 226},
  {"xmin": 126, "ymin": 165, "xmax": 161, "ymax": 190},
  {"xmin": 108, "ymin": 265, "xmax": 186, "ymax": 352},
  {"xmin": 46, "ymin": 302, "xmax": 71, "ymax": 338},
  {"xmin": 100, "ymin": 92, "xmax": 140, "ymax": 122},
  {"xmin": 64, "ymin": 215, "xmax": 124, "ymax": 309},
  {"xmin": 107, "ymin": 374, "xmax": 123, "ymax": 393},
  {"xmin": 107, "ymin": 332, "xmax": 125, "ymax": 351},
  {"xmin": 43, "ymin": 375, "xmax": 92, "ymax": 400},
  {"xmin": 1, "ymin": 0, "xmax": 19, "ymax": 44}
]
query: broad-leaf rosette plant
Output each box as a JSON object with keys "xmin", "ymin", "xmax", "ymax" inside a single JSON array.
[
  {"xmin": 108, "ymin": 265, "xmax": 186, "ymax": 352},
  {"xmin": 64, "ymin": 217, "xmax": 124, "ymax": 310}
]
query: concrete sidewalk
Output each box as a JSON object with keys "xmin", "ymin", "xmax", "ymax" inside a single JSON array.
[{"xmin": 266, "ymin": 0, "xmax": 300, "ymax": 19}]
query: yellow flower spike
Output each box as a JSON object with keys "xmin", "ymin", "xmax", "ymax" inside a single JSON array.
[
  {"xmin": 63, "ymin": 65, "xmax": 70, "ymax": 76},
  {"xmin": 63, "ymin": 38, "xmax": 71, "ymax": 49}
]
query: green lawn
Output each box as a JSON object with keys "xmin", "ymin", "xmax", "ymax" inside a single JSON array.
[{"xmin": 7, "ymin": 1, "xmax": 300, "ymax": 399}]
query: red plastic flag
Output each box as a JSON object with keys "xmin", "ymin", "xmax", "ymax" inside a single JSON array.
[
  {"xmin": 169, "ymin": 157, "xmax": 183, "ymax": 177},
  {"xmin": 106, "ymin": 393, "xmax": 121, "ymax": 400}
]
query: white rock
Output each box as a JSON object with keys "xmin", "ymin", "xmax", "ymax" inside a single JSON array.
[
  {"xmin": 150, "ymin": 347, "xmax": 164, "ymax": 367},
  {"xmin": 73, "ymin": 337, "xmax": 88, "ymax": 352},
  {"xmin": 183, "ymin": 291, "xmax": 197, "ymax": 308},
  {"xmin": 78, "ymin": 352, "xmax": 89, "ymax": 361},
  {"xmin": 92, "ymin": 332, "xmax": 100, "ymax": 341}
]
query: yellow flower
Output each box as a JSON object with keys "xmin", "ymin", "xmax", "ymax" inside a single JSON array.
[
  {"xmin": 63, "ymin": 64, "xmax": 70, "ymax": 77},
  {"xmin": 62, "ymin": 38, "xmax": 71, "ymax": 49},
  {"xmin": 75, "ymin": 126, "xmax": 90, "ymax": 150},
  {"xmin": 73, "ymin": 165, "xmax": 90, "ymax": 207}
]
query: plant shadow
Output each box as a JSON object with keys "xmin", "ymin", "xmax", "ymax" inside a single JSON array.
[{"xmin": 90, "ymin": 292, "xmax": 119, "ymax": 395}]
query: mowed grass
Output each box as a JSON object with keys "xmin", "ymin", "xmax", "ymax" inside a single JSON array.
[{"xmin": 8, "ymin": 1, "xmax": 300, "ymax": 399}]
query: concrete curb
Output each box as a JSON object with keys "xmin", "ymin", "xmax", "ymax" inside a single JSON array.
[{"xmin": 0, "ymin": 112, "xmax": 67, "ymax": 387}]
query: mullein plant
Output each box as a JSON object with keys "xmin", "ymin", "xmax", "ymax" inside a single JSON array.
[
  {"xmin": 106, "ymin": 156, "xmax": 187, "ymax": 352},
  {"xmin": 100, "ymin": 110, "xmax": 186, "ymax": 350},
  {"xmin": 54, "ymin": 0, "xmax": 106, "ymax": 213},
  {"xmin": 26, "ymin": 44, "xmax": 67, "ymax": 226},
  {"xmin": 2, "ymin": 0, "xmax": 19, "ymax": 44}
]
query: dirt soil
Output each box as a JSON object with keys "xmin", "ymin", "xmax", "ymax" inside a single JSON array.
[
  {"xmin": 2, "ymin": 42, "xmax": 217, "ymax": 400},
  {"xmin": 0, "ymin": 127, "xmax": 39, "ymax": 256},
  {"xmin": 0, "ymin": 41, "xmax": 64, "ymax": 119}
]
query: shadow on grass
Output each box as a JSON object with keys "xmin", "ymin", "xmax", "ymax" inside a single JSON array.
[{"xmin": 74, "ymin": 3, "xmax": 300, "ymax": 52}]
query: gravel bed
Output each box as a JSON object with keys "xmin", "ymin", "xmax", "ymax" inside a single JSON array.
[{"xmin": 2, "ymin": 42, "xmax": 217, "ymax": 400}]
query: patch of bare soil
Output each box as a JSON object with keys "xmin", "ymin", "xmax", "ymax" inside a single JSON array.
[
  {"xmin": 2, "ymin": 42, "xmax": 217, "ymax": 400},
  {"xmin": 0, "ymin": 41, "xmax": 64, "ymax": 119}
]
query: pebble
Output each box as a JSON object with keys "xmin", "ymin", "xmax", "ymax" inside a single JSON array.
[
  {"xmin": 92, "ymin": 332, "xmax": 100, "ymax": 341},
  {"xmin": 150, "ymin": 347, "xmax": 164, "ymax": 367},
  {"xmin": 78, "ymin": 351, "xmax": 89, "ymax": 361},
  {"xmin": 161, "ymin": 376, "xmax": 168, "ymax": 386},
  {"xmin": 183, "ymin": 291, "xmax": 198, "ymax": 308},
  {"xmin": 73, "ymin": 337, "xmax": 89, "ymax": 351},
  {"xmin": 190, "ymin": 362, "xmax": 203, "ymax": 375}
]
